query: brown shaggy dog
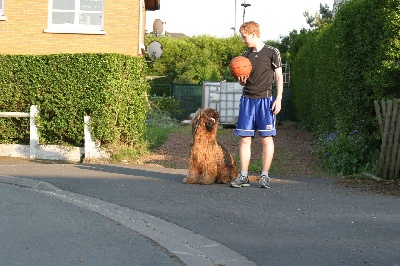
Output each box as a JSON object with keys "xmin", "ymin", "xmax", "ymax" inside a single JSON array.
[{"xmin": 183, "ymin": 108, "xmax": 238, "ymax": 185}]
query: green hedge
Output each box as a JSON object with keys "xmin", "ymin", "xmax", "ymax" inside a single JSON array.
[
  {"xmin": 292, "ymin": 0, "xmax": 400, "ymax": 134},
  {"xmin": 290, "ymin": 0, "xmax": 400, "ymax": 175},
  {"xmin": 0, "ymin": 53, "xmax": 149, "ymax": 147}
]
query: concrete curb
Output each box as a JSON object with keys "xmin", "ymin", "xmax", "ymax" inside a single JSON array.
[
  {"xmin": 0, "ymin": 175, "xmax": 256, "ymax": 266},
  {"xmin": 0, "ymin": 175, "xmax": 61, "ymax": 191}
]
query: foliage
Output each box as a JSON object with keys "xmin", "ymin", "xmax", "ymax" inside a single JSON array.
[
  {"xmin": 147, "ymin": 95, "xmax": 181, "ymax": 127},
  {"xmin": 111, "ymin": 95, "xmax": 183, "ymax": 162},
  {"xmin": 265, "ymin": 40, "xmax": 289, "ymax": 63},
  {"xmin": 110, "ymin": 141, "xmax": 149, "ymax": 163},
  {"xmin": 146, "ymin": 82, "xmax": 171, "ymax": 98},
  {"xmin": 145, "ymin": 108, "xmax": 182, "ymax": 150},
  {"xmin": 315, "ymin": 131, "xmax": 379, "ymax": 176},
  {"xmin": 290, "ymin": 0, "xmax": 400, "ymax": 175},
  {"xmin": 248, "ymin": 159, "xmax": 263, "ymax": 173},
  {"xmin": 0, "ymin": 53, "xmax": 149, "ymax": 147},
  {"xmin": 303, "ymin": 3, "xmax": 333, "ymax": 30},
  {"xmin": 145, "ymin": 125, "xmax": 180, "ymax": 151},
  {"xmin": 283, "ymin": 28, "xmax": 310, "ymax": 63},
  {"xmin": 149, "ymin": 95, "xmax": 183, "ymax": 119},
  {"xmin": 145, "ymin": 35, "xmax": 247, "ymax": 84},
  {"xmin": 144, "ymin": 95, "xmax": 184, "ymax": 150}
]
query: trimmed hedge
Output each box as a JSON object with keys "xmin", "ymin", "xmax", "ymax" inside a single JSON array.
[
  {"xmin": 0, "ymin": 53, "xmax": 149, "ymax": 147},
  {"xmin": 290, "ymin": 0, "xmax": 400, "ymax": 175},
  {"xmin": 292, "ymin": 0, "xmax": 400, "ymax": 134}
]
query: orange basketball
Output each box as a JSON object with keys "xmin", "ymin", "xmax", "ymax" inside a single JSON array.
[{"xmin": 229, "ymin": 56, "xmax": 252, "ymax": 78}]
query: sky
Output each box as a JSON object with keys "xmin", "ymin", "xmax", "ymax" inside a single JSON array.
[{"xmin": 146, "ymin": 0, "xmax": 333, "ymax": 41}]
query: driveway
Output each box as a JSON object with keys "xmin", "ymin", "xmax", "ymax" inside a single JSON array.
[{"xmin": 1, "ymin": 158, "xmax": 399, "ymax": 265}]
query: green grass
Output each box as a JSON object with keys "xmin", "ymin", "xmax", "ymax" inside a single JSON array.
[
  {"xmin": 110, "ymin": 125, "xmax": 183, "ymax": 163},
  {"xmin": 110, "ymin": 106, "xmax": 184, "ymax": 163},
  {"xmin": 110, "ymin": 142, "xmax": 148, "ymax": 163},
  {"xmin": 145, "ymin": 125, "xmax": 186, "ymax": 150}
]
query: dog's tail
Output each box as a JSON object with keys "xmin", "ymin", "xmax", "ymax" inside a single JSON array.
[{"xmin": 218, "ymin": 141, "xmax": 236, "ymax": 168}]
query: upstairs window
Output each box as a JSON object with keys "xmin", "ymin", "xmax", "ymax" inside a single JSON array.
[
  {"xmin": 0, "ymin": 0, "xmax": 6, "ymax": 20},
  {"xmin": 45, "ymin": 0, "xmax": 105, "ymax": 34}
]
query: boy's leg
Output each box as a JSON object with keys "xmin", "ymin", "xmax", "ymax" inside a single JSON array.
[
  {"xmin": 261, "ymin": 136, "xmax": 274, "ymax": 172},
  {"xmin": 239, "ymin": 136, "xmax": 252, "ymax": 172},
  {"xmin": 232, "ymin": 96, "xmax": 256, "ymax": 188},
  {"xmin": 259, "ymin": 136, "xmax": 274, "ymax": 188},
  {"xmin": 230, "ymin": 136, "xmax": 252, "ymax": 188}
]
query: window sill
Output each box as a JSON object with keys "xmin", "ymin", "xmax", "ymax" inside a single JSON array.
[
  {"xmin": 0, "ymin": 15, "xmax": 6, "ymax": 21},
  {"xmin": 44, "ymin": 28, "xmax": 106, "ymax": 35}
]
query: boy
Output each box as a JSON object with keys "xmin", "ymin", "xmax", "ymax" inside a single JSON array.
[{"xmin": 230, "ymin": 21, "xmax": 283, "ymax": 188}]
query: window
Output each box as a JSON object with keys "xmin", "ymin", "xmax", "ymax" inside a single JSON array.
[
  {"xmin": 0, "ymin": 0, "xmax": 6, "ymax": 20},
  {"xmin": 44, "ymin": 0, "xmax": 105, "ymax": 34}
]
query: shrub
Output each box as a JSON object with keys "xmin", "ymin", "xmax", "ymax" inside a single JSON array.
[
  {"xmin": 149, "ymin": 95, "xmax": 183, "ymax": 120},
  {"xmin": 315, "ymin": 130, "xmax": 379, "ymax": 176},
  {"xmin": 0, "ymin": 53, "xmax": 149, "ymax": 148}
]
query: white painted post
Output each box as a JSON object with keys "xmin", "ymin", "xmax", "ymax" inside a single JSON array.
[
  {"xmin": 84, "ymin": 116, "xmax": 92, "ymax": 160},
  {"xmin": 29, "ymin": 105, "xmax": 39, "ymax": 159}
]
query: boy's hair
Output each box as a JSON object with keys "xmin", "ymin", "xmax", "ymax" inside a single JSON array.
[{"xmin": 239, "ymin": 21, "xmax": 260, "ymax": 38}]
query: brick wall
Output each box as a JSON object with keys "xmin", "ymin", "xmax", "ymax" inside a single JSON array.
[{"xmin": 0, "ymin": 0, "xmax": 146, "ymax": 56}]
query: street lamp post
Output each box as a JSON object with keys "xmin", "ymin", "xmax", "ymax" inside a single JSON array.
[
  {"xmin": 231, "ymin": 0, "xmax": 237, "ymax": 35},
  {"xmin": 241, "ymin": 1, "xmax": 251, "ymax": 24}
]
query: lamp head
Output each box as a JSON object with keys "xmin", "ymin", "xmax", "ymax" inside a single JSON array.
[{"xmin": 241, "ymin": 1, "xmax": 251, "ymax": 8}]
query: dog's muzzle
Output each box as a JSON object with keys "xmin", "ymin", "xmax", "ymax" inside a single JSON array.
[{"xmin": 205, "ymin": 117, "xmax": 216, "ymax": 131}]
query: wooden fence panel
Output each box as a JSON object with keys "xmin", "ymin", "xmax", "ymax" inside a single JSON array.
[{"xmin": 375, "ymin": 99, "xmax": 400, "ymax": 180}]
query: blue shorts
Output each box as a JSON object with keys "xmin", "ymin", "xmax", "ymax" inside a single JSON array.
[{"xmin": 235, "ymin": 96, "xmax": 276, "ymax": 137}]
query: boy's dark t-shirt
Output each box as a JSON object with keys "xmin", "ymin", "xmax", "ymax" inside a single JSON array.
[{"xmin": 241, "ymin": 45, "xmax": 282, "ymax": 99}]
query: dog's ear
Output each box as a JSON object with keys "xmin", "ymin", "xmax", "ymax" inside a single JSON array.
[
  {"xmin": 191, "ymin": 109, "xmax": 201, "ymax": 134},
  {"xmin": 213, "ymin": 110, "xmax": 220, "ymax": 121}
]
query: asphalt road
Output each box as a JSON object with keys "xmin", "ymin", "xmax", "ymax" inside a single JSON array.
[
  {"xmin": 0, "ymin": 183, "xmax": 182, "ymax": 266},
  {"xmin": 1, "ymin": 158, "xmax": 400, "ymax": 266}
]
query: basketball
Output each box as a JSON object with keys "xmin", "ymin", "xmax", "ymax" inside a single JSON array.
[{"xmin": 229, "ymin": 56, "xmax": 252, "ymax": 78}]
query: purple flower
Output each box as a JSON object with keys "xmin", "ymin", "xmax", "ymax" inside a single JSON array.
[{"xmin": 327, "ymin": 132, "xmax": 336, "ymax": 141}]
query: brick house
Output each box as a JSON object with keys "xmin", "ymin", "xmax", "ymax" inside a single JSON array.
[{"xmin": 0, "ymin": 0, "xmax": 160, "ymax": 56}]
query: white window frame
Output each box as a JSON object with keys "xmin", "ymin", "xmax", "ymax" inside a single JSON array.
[
  {"xmin": 44, "ymin": 0, "xmax": 106, "ymax": 34},
  {"xmin": 0, "ymin": 0, "xmax": 6, "ymax": 21}
]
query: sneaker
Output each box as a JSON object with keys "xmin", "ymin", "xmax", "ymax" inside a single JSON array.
[
  {"xmin": 259, "ymin": 175, "xmax": 270, "ymax": 188},
  {"xmin": 230, "ymin": 174, "xmax": 250, "ymax": 188}
]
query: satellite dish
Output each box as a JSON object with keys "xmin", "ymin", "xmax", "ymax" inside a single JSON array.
[
  {"xmin": 153, "ymin": 19, "xmax": 164, "ymax": 36},
  {"xmin": 147, "ymin": 41, "xmax": 163, "ymax": 60}
]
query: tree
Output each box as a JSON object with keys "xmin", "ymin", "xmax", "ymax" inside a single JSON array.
[
  {"xmin": 303, "ymin": 3, "xmax": 333, "ymax": 30},
  {"xmin": 145, "ymin": 35, "xmax": 246, "ymax": 84}
]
